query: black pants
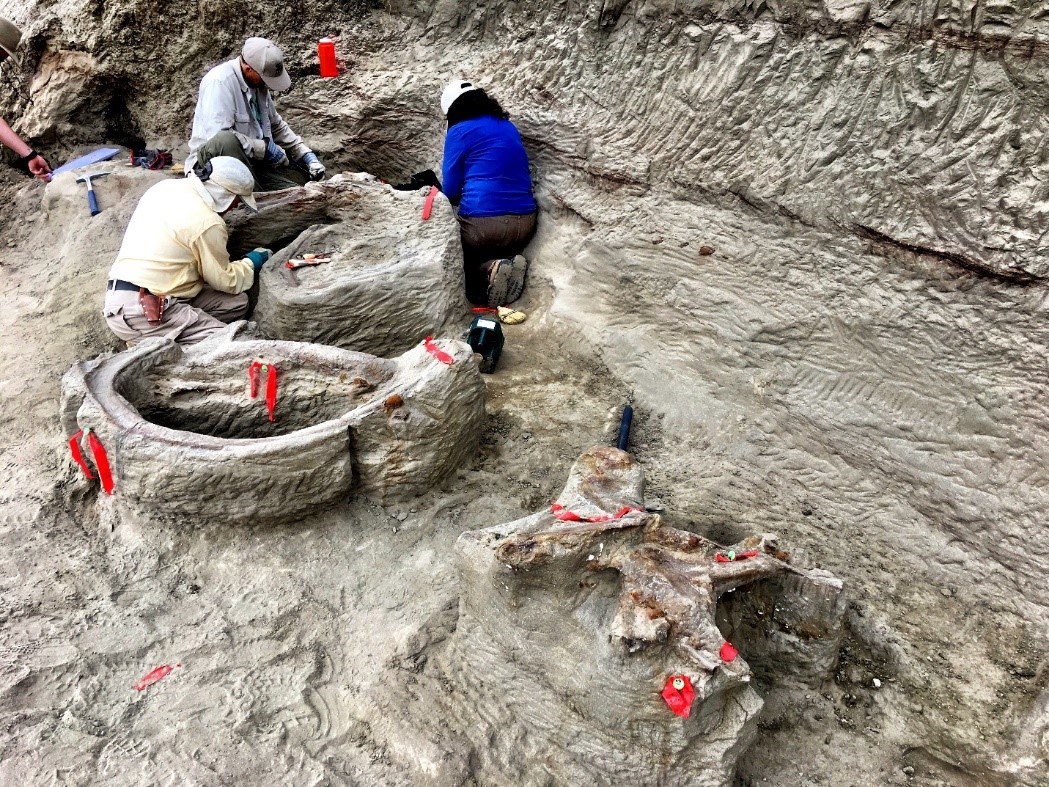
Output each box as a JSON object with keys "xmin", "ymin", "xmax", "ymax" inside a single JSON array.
[{"xmin": 457, "ymin": 211, "xmax": 537, "ymax": 304}]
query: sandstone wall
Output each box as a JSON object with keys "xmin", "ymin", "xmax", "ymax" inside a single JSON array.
[{"xmin": 3, "ymin": 0, "xmax": 1047, "ymax": 276}]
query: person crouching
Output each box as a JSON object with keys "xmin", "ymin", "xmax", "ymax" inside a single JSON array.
[
  {"xmin": 440, "ymin": 79, "xmax": 537, "ymax": 307},
  {"xmin": 103, "ymin": 156, "xmax": 272, "ymax": 347}
]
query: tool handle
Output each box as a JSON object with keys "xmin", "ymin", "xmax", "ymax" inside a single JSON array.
[
  {"xmin": 616, "ymin": 404, "xmax": 633, "ymax": 451},
  {"xmin": 87, "ymin": 189, "xmax": 100, "ymax": 216}
]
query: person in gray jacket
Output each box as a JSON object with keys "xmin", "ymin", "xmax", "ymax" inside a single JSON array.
[{"xmin": 186, "ymin": 37, "xmax": 325, "ymax": 191}]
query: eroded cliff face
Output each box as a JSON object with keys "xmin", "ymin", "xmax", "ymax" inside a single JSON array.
[
  {"xmin": 0, "ymin": 0, "xmax": 1046, "ymax": 785},
  {"xmin": 4, "ymin": 0, "xmax": 1048, "ymax": 277}
]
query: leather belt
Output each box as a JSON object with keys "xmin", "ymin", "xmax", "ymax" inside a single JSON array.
[{"xmin": 107, "ymin": 279, "xmax": 141, "ymax": 292}]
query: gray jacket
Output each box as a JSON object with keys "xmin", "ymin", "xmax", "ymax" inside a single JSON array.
[{"xmin": 186, "ymin": 58, "xmax": 311, "ymax": 170}]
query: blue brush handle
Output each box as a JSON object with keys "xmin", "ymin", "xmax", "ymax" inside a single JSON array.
[{"xmin": 87, "ymin": 189, "xmax": 100, "ymax": 216}]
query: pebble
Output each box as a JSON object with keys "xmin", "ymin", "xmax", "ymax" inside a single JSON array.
[
  {"xmin": 902, "ymin": 766, "xmax": 915, "ymax": 777},
  {"xmin": 521, "ymin": 432, "xmax": 531, "ymax": 441},
  {"xmin": 395, "ymin": 512, "xmax": 408, "ymax": 522},
  {"xmin": 872, "ymin": 678, "xmax": 881, "ymax": 688}
]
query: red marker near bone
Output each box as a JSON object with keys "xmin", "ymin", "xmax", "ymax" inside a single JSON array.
[{"xmin": 661, "ymin": 674, "xmax": 695, "ymax": 718}]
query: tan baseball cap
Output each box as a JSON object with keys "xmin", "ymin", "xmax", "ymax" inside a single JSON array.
[
  {"xmin": 242, "ymin": 37, "xmax": 291, "ymax": 92},
  {"xmin": 0, "ymin": 18, "xmax": 22, "ymax": 66}
]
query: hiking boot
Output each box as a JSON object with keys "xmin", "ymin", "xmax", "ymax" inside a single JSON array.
[{"xmin": 487, "ymin": 254, "xmax": 529, "ymax": 307}]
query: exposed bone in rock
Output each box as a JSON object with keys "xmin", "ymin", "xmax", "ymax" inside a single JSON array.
[
  {"xmin": 229, "ymin": 174, "xmax": 469, "ymax": 357},
  {"xmin": 59, "ymin": 327, "xmax": 485, "ymax": 524},
  {"xmin": 447, "ymin": 446, "xmax": 845, "ymax": 786}
]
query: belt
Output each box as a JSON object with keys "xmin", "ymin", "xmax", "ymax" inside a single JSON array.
[{"xmin": 108, "ymin": 279, "xmax": 142, "ymax": 292}]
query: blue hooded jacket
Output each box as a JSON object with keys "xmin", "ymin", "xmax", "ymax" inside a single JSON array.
[{"xmin": 442, "ymin": 116, "xmax": 537, "ymax": 218}]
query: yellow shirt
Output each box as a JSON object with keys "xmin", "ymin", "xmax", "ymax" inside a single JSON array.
[{"xmin": 108, "ymin": 179, "xmax": 254, "ymax": 299}]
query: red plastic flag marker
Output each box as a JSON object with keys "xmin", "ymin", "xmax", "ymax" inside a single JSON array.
[
  {"xmin": 86, "ymin": 429, "xmax": 115, "ymax": 495},
  {"xmin": 248, "ymin": 361, "xmax": 279, "ymax": 421},
  {"xmin": 264, "ymin": 364, "xmax": 278, "ymax": 422},
  {"xmin": 248, "ymin": 360, "xmax": 263, "ymax": 398},
  {"xmin": 720, "ymin": 642, "xmax": 739, "ymax": 663},
  {"xmin": 424, "ymin": 336, "xmax": 454, "ymax": 365},
  {"xmin": 550, "ymin": 504, "xmax": 640, "ymax": 523},
  {"xmin": 68, "ymin": 429, "xmax": 94, "ymax": 480},
  {"xmin": 661, "ymin": 674, "xmax": 695, "ymax": 718},
  {"xmin": 422, "ymin": 186, "xmax": 438, "ymax": 220},
  {"xmin": 714, "ymin": 549, "xmax": 760, "ymax": 563},
  {"xmin": 133, "ymin": 663, "xmax": 180, "ymax": 691}
]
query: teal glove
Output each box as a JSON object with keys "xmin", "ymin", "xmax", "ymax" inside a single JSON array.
[{"xmin": 245, "ymin": 248, "xmax": 271, "ymax": 272}]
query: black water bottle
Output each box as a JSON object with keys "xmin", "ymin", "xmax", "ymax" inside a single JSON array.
[{"xmin": 467, "ymin": 315, "xmax": 504, "ymax": 374}]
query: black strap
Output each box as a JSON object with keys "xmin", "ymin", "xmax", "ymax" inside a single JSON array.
[{"xmin": 108, "ymin": 279, "xmax": 141, "ymax": 292}]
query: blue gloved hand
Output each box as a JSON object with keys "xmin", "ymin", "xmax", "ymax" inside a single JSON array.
[
  {"xmin": 263, "ymin": 140, "xmax": 289, "ymax": 167},
  {"xmin": 245, "ymin": 248, "xmax": 272, "ymax": 272},
  {"xmin": 300, "ymin": 151, "xmax": 325, "ymax": 181}
]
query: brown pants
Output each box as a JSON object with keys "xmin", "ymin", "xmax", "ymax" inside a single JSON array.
[
  {"xmin": 103, "ymin": 285, "xmax": 249, "ymax": 347},
  {"xmin": 458, "ymin": 212, "xmax": 537, "ymax": 304}
]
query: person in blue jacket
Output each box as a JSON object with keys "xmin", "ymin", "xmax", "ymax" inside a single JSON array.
[{"xmin": 441, "ymin": 79, "xmax": 537, "ymax": 306}]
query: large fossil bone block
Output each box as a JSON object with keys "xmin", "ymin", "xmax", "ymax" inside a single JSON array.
[
  {"xmin": 59, "ymin": 328, "xmax": 485, "ymax": 525},
  {"xmin": 448, "ymin": 446, "xmax": 845, "ymax": 786},
  {"xmin": 233, "ymin": 175, "xmax": 468, "ymax": 357}
]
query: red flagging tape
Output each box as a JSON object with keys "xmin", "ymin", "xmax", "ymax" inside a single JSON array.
[
  {"xmin": 265, "ymin": 364, "xmax": 278, "ymax": 423},
  {"xmin": 133, "ymin": 663, "xmax": 180, "ymax": 691},
  {"xmin": 714, "ymin": 549, "xmax": 760, "ymax": 563},
  {"xmin": 549, "ymin": 504, "xmax": 640, "ymax": 523},
  {"xmin": 661, "ymin": 674, "xmax": 695, "ymax": 718},
  {"xmin": 248, "ymin": 361, "xmax": 278, "ymax": 421},
  {"xmin": 422, "ymin": 186, "xmax": 437, "ymax": 220},
  {"xmin": 720, "ymin": 642, "xmax": 739, "ymax": 663},
  {"xmin": 68, "ymin": 429, "xmax": 94, "ymax": 480},
  {"xmin": 424, "ymin": 336, "xmax": 454, "ymax": 365},
  {"xmin": 86, "ymin": 430, "xmax": 114, "ymax": 495},
  {"xmin": 248, "ymin": 360, "xmax": 263, "ymax": 398}
]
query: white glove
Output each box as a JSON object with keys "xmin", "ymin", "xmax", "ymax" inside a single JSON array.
[{"xmin": 301, "ymin": 152, "xmax": 325, "ymax": 181}]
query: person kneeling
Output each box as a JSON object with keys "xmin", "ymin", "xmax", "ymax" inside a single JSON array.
[
  {"xmin": 440, "ymin": 79, "xmax": 537, "ymax": 307},
  {"xmin": 185, "ymin": 37, "xmax": 325, "ymax": 192},
  {"xmin": 103, "ymin": 156, "xmax": 271, "ymax": 347}
]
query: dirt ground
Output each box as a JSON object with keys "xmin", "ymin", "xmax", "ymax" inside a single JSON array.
[{"xmin": 0, "ymin": 147, "xmax": 1045, "ymax": 786}]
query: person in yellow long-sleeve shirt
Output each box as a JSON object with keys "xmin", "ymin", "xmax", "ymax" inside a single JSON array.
[{"xmin": 103, "ymin": 156, "xmax": 271, "ymax": 347}]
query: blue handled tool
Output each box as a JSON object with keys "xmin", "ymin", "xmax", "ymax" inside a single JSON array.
[
  {"xmin": 76, "ymin": 172, "xmax": 110, "ymax": 216},
  {"xmin": 617, "ymin": 404, "xmax": 633, "ymax": 451}
]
